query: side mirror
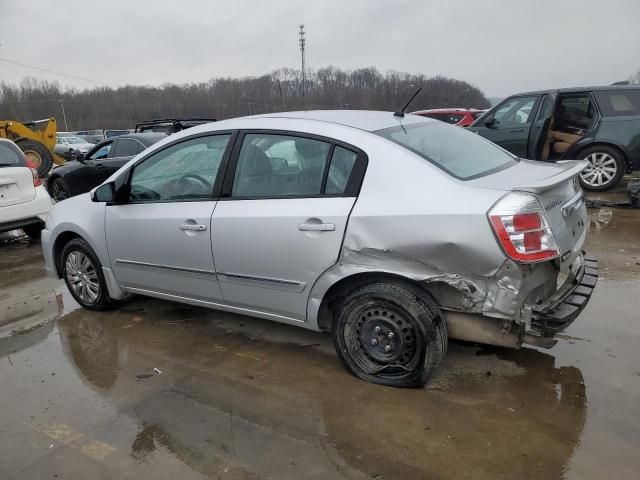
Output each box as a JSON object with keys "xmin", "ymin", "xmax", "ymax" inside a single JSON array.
[
  {"xmin": 92, "ymin": 182, "xmax": 115, "ymax": 203},
  {"xmin": 485, "ymin": 116, "xmax": 499, "ymax": 129},
  {"xmin": 75, "ymin": 152, "xmax": 86, "ymax": 162}
]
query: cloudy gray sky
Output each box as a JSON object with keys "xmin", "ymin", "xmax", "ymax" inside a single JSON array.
[{"xmin": 1, "ymin": 0, "xmax": 639, "ymax": 97}]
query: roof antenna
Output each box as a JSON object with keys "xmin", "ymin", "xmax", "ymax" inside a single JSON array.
[{"xmin": 394, "ymin": 87, "xmax": 422, "ymax": 117}]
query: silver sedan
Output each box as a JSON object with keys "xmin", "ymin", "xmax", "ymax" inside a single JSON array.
[{"xmin": 41, "ymin": 111, "xmax": 598, "ymax": 387}]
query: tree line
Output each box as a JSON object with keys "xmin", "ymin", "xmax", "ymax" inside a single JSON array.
[{"xmin": 0, "ymin": 67, "xmax": 490, "ymax": 130}]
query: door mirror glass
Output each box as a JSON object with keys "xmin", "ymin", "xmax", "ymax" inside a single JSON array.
[
  {"xmin": 485, "ymin": 115, "xmax": 498, "ymax": 128},
  {"xmin": 92, "ymin": 182, "xmax": 115, "ymax": 203},
  {"xmin": 75, "ymin": 152, "xmax": 86, "ymax": 162}
]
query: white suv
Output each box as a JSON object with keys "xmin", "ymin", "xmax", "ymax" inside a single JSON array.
[{"xmin": 0, "ymin": 138, "xmax": 54, "ymax": 239}]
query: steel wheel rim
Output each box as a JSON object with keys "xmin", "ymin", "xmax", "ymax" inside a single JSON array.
[
  {"xmin": 52, "ymin": 180, "xmax": 68, "ymax": 201},
  {"xmin": 65, "ymin": 251, "xmax": 100, "ymax": 303},
  {"xmin": 23, "ymin": 150, "xmax": 42, "ymax": 168},
  {"xmin": 580, "ymin": 152, "xmax": 617, "ymax": 187},
  {"xmin": 345, "ymin": 302, "xmax": 422, "ymax": 377}
]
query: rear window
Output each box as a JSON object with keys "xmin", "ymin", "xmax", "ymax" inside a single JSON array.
[
  {"xmin": 375, "ymin": 121, "xmax": 517, "ymax": 180},
  {"xmin": 594, "ymin": 90, "xmax": 640, "ymax": 116},
  {"xmin": 422, "ymin": 113, "xmax": 465, "ymax": 124},
  {"xmin": 0, "ymin": 143, "xmax": 25, "ymax": 167}
]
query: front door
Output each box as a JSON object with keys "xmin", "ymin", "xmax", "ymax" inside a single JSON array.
[
  {"xmin": 105, "ymin": 133, "xmax": 233, "ymax": 301},
  {"xmin": 212, "ymin": 132, "xmax": 365, "ymax": 320},
  {"xmin": 95, "ymin": 137, "xmax": 146, "ymax": 183},
  {"xmin": 472, "ymin": 95, "xmax": 541, "ymax": 158},
  {"xmin": 528, "ymin": 92, "xmax": 558, "ymax": 159}
]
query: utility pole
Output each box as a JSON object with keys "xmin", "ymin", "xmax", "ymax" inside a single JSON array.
[
  {"xmin": 59, "ymin": 99, "xmax": 69, "ymax": 131},
  {"xmin": 298, "ymin": 24, "xmax": 306, "ymax": 109}
]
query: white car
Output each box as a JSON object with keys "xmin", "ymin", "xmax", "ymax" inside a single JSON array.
[{"xmin": 0, "ymin": 139, "xmax": 54, "ymax": 239}]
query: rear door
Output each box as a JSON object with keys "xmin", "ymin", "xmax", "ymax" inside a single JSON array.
[
  {"xmin": 212, "ymin": 131, "xmax": 366, "ymax": 320},
  {"xmin": 0, "ymin": 142, "xmax": 34, "ymax": 207},
  {"xmin": 528, "ymin": 91, "xmax": 558, "ymax": 159},
  {"xmin": 96, "ymin": 138, "xmax": 145, "ymax": 182},
  {"xmin": 472, "ymin": 95, "xmax": 541, "ymax": 158}
]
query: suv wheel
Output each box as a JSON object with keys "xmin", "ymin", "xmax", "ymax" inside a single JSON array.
[
  {"xmin": 333, "ymin": 281, "xmax": 447, "ymax": 388},
  {"xmin": 61, "ymin": 238, "xmax": 113, "ymax": 310},
  {"xmin": 50, "ymin": 177, "xmax": 70, "ymax": 202},
  {"xmin": 579, "ymin": 146, "xmax": 626, "ymax": 191}
]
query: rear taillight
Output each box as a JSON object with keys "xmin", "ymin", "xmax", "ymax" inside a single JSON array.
[
  {"xmin": 26, "ymin": 160, "xmax": 41, "ymax": 187},
  {"xmin": 488, "ymin": 192, "xmax": 559, "ymax": 263}
]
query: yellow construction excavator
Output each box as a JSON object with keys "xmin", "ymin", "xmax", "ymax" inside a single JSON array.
[{"xmin": 0, "ymin": 117, "xmax": 66, "ymax": 176}]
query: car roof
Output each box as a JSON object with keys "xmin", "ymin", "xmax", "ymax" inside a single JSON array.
[
  {"xmin": 509, "ymin": 85, "xmax": 640, "ymax": 97},
  {"xmin": 108, "ymin": 133, "xmax": 167, "ymax": 145},
  {"xmin": 412, "ymin": 108, "xmax": 477, "ymax": 114},
  {"xmin": 248, "ymin": 110, "xmax": 431, "ymax": 133}
]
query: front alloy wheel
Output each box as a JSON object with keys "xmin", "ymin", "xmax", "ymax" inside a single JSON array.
[{"xmin": 61, "ymin": 238, "xmax": 113, "ymax": 310}]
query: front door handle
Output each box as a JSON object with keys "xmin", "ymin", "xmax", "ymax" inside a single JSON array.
[
  {"xmin": 179, "ymin": 224, "xmax": 207, "ymax": 231},
  {"xmin": 509, "ymin": 128, "xmax": 524, "ymax": 133},
  {"xmin": 95, "ymin": 163, "xmax": 104, "ymax": 170},
  {"xmin": 298, "ymin": 222, "xmax": 335, "ymax": 232}
]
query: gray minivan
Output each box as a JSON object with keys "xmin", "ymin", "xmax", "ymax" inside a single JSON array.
[{"xmin": 469, "ymin": 86, "xmax": 640, "ymax": 191}]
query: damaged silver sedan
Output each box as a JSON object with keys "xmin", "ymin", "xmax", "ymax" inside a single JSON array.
[{"xmin": 41, "ymin": 110, "xmax": 598, "ymax": 387}]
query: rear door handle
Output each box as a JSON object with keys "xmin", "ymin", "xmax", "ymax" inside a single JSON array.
[
  {"xmin": 509, "ymin": 128, "xmax": 524, "ymax": 133},
  {"xmin": 298, "ymin": 222, "xmax": 335, "ymax": 232},
  {"xmin": 179, "ymin": 224, "xmax": 207, "ymax": 231}
]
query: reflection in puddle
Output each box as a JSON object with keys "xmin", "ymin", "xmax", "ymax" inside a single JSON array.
[
  {"xmin": 590, "ymin": 207, "xmax": 613, "ymax": 229},
  {"xmin": 52, "ymin": 301, "xmax": 587, "ymax": 479}
]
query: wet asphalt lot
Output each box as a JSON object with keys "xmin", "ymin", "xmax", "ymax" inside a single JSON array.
[{"xmin": 1, "ymin": 187, "xmax": 639, "ymax": 479}]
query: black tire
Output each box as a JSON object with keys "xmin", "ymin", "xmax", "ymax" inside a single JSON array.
[
  {"xmin": 22, "ymin": 223, "xmax": 43, "ymax": 240},
  {"xmin": 49, "ymin": 177, "xmax": 70, "ymax": 202},
  {"xmin": 578, "ymin": 145, "xmax": 626, "ymax": 191},
  {"xmin": 15, "ymin": 139, "xmax": 54, "ymax": 177},
  {"xmin": 61, "ymin": 238, "xmax": 113, "ymax": 310},
  {"xmin": 333, "ymin": 281, "xmax": 447, "ymax": 388}
]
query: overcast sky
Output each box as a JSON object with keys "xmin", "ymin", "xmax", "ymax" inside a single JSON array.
[{"xmin": 0, "ymin": 0, "xmax": 639, "ymax": 98}]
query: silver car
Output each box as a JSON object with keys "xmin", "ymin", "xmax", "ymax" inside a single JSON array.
[{"xmin": 41, "ymin": 111, "xmax": 598, "ymax": 387}]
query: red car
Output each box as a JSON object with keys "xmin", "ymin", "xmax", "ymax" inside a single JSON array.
[{"xmin": 412, "ymin": 108, "xmax": 486, "ymax": 127}]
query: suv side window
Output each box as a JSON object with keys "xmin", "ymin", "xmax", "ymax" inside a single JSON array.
[
  {"xmin": 493, "ymin": 96, "xmax": 538, "ymax": 124},
  {"xmin": 232, "ymin": 134, "xmax": 331, "ymax": 197},
  {"xmin": 129, "ymin": 134, "xmax": 231, "ymax": 202},
  {"xmin": 111, "ymin": 139, "xmax": 142, "ymax": 157},
  {"xmin": 594, "ymin": 90, "xmax": 640, "ymax": 117}
]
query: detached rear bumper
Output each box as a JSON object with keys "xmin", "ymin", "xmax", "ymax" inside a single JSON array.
[{"xmin": 530, "ymin": 253, "xmax": 598, "ymax": 337}]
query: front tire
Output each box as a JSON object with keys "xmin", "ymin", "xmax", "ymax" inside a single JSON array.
[
  {"xmin": 61, "ymin": 238, "xmax": 113, "ymax": 310},
  {"xmin": 22, "ymin": 223, "xmax": 43, "ymax": 240},
  {"xmin": 579, "ymin": 146, "xmax": 626, "ymax": 191},
  {"xmin": 333, "ymin": 281, "xmax": 447, "ymax": 388}
]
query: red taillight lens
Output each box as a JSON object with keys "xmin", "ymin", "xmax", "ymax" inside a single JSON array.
[
  {"xmin": 489, "ymin": 193, "xmax": 559, "ymax": 263},
  {"xmin": 25, "ymin": 160, "xmax": 41, "ymax": 187}
]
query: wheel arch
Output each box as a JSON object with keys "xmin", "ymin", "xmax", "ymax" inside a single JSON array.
[
  {"xmin": 52, "ymin": 231, "xmax": 83, "ymax": 277},
  {"xmin": 314, "ymin": 270, "xmax": 450, "ymax": 333},
  {"xmin": 576, "ymin": 142, "xmax": 632, "ymax": 172}
]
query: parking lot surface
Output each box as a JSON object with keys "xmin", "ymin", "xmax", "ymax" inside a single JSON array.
[{"xmin": 1, "ymin": 205, "xmax": 639, "ymax": 480}]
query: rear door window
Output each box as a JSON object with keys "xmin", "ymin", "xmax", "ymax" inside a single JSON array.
[
  {"xmin": 594, "ymin": 90, "xmax": 640, "ymax": 116},
  {"xmin": 112, "ymin": 139, "xmax": 142, "ymax": 157}
]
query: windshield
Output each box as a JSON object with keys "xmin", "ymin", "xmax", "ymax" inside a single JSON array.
[
  {"xmin": 65, "ymin": 136, "xmax": 87, "ymax": 144},
  {"xmin": 375, "ymin": 121, "xmax": 518, "ymax": 180}
]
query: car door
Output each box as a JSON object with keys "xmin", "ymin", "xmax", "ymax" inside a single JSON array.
[
  {"xmin": 212, "ymin": 131, "xmax": 366, "ymax": 320},
  {"xmin": 471, "ymin": 95, "xmax": 541, "ymax": 158},
  {"xmin": 105, "ymin": 133, "xmax": 234, "ymax": 301},
  {"xmin": 95, "ymin": 138, "xmax": 144, "ymax": 183},
  {"xmin": 527, "ymin": 91, "xmax": 558, "ymax": 159},
  {"xmin": 63, "ymin": 140, "xmax": 114, "ymax": 193}
]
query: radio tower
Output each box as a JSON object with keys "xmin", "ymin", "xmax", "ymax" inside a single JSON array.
[{"xmin": 299, "ymin": 24, "xmax": 306, "ymax": 109}]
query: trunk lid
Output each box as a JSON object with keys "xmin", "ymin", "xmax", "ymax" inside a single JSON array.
[
  {"xmin": 0, "ymin": 166, "xmax": 36, "ymax": 207},
  {"xmin": 469, "ymin": 159, "xmax": 589, "ymax": 271}
]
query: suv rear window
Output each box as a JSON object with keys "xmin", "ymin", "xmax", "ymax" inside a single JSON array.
[
  {"xmin": 375, "ymin": 121, "xmax": 517, "ymax": 180},
  {"xmin": 0, "ymin": 142, "xmax": 26, "ymax": 167},
  {"xmin": 594, "ymin": 90, "xmax": 640, "ymax": 116}
]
